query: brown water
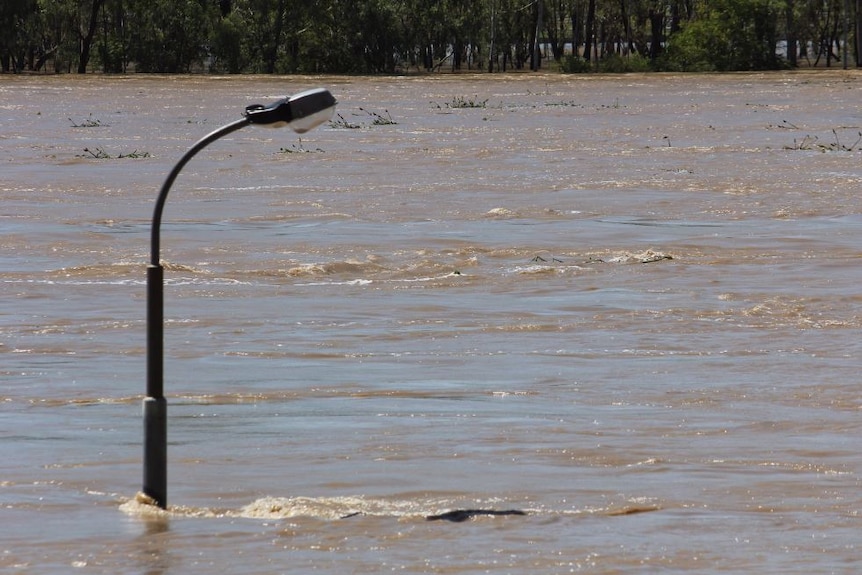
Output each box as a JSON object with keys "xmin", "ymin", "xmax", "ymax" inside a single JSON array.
[{"xmin": 2, "ymin": 71, "xmax": 861, "ymax": 573}]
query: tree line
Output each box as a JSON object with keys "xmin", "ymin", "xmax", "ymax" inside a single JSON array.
[{"xmin": 2, "ymin": 0, "xmax": 860, "ymax": 74}]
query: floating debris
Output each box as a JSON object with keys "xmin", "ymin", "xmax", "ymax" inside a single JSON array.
[{"xmin": 426, "ymin": 509, "xmax": 527, "ymax": 522}]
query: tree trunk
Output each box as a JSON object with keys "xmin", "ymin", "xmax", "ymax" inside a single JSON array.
[
  {"xmin": 78, "ymin": 0, "xmax": 105, "ymax": 73},
  {"xmin": 488, "ymin": 0, "xmax": 497, "ymax": 72},
  {"xmin": 265, "ymin": 0, "xmax": 286, "ymax": 73},
  {"xmin": 571, "ymin": 8, "xmax": 580, "ymax": 59},
  {"xmin": 619, "ymin": 0, "xmax": 633, "ymax": 54},
  {"xmin": 648, "ymin": 8, "xmax": 663, "ymax": 61},
  {"xmin": 857, "ymin": 0, "xmax": 862, "ymax": 65},
  {"xmin": 531, "ymin": 0, "xmax": 543, "ymax": 70},
  {"xmin": 584, "ymin": 0, "xmax": 596, "ymax": 60},
  {"xmin": 785, "ymin": 0, "xmax": 797, "ymax": 66},
  {"xmin": 670, "ymin": 0, "xmax": 681, "ymax": 34}
]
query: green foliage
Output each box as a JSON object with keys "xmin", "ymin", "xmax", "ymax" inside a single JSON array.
[
  {"xmin": 559, "ymin": 55, "xmax": 592, "ymax": 73},
  {"xmin": 98, "ymin": 34, "xmax": 127, "ymax": 73},
  {"xmin": 560, "ymin": 53, "xmax": 652, "ymax": 74},
  {"xmin": 128, "ymin": 0, "xmax": 216, "ymax": 72},
  {"xmin": 596, "ymin": 53, "xmax": 653, "ymax": 73},
  {"xmin": 209, "ymin": 11, "xmax": 246, "ymax": 73},
  {"xmin": 659, "ymin": 0, "xmax": 787, "ymax": 71},
  {"xmin": 0, "ymin": 0, "xmax": 835, "ymax": 74}
]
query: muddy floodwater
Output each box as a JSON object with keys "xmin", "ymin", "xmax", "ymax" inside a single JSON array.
[{"xmin": 2, "ymin": 71, "xmax": 862, "ymax": 573}]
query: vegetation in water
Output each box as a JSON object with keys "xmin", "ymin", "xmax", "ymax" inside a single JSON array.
[
  {"xmin": 361, "ymin": 108, "xmax": 397, "ymax": 125},
  {"xmin": 78, "ymin": 147, "xmax": 150, "ymax": 159},
  {"xmin": 784, "ymin": 129, "xmax": 862, "ymax": 152},
  {"xmin": 277, "ymin": 139, "xmax": 324, "ymax": 153},
  {"xmin": 328, "ymin": 108, "xmax": 396, "ymax": 129},
  {"xmin": 329, "ymin": 113, "xmax": 362, "ymax": 130},
  {"xmin": 439, "ymin": 96, "xmax": 489, "ymax": 109},
  {"xmin": 69, "ymin": 114, "xmax": 108, "ymax": 128}
]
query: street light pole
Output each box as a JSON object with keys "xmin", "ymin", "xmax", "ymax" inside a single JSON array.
[{"xmin": 142, "ymin": 88, "xmax": 336, "ymax": 510}]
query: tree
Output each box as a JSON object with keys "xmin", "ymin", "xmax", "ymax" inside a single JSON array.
[
  {"xmin": 210, "ymin": 9, "xmax": 246, "ymax": 72},
  {"xmin": 544, "ymin": 0, "xmax": 573, "ymax": 61},
  {"xmin": 785, "ymin": 0, "xmax": 798, "ymax": 66},
  {"xmin": 78, "ymin": 0, "xmax": 104, "ymax": 72},
  {"xmin": 647, "ymin": 0, "xmax": 667, "ymax": 61},
  {"xmin": 583, "ymin": 0, "xmax": 595, "ymax": 60},
  {"xmin": 661, "ymin": 0, "xmax": 785, "ymax": 70},
  {"xmin": 7, "ymin": 0, "xmax": 845, "ymax": 74},
  {"xmin": 126, "ymin": 0, "xmax": 216, "ymax": 72},
  {"xmin": 0, "ymin": 0, "xmax": 37, "ymax": 71}
]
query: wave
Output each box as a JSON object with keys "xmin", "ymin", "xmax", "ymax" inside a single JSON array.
[
  {"xmin": 270, "ymin": 259, "xmax": 388, "ymax": 278},
  {"xmin": 244, "ymin": 255, "xmax": 470, "ymax": 286},
  {"xmin": 119, "ymin": 491, "xmax": 660, "ymax": 521},
  {"xmin": 8, "ymin": 247, "xmax": 674, "ymax": 291},
  {"xmin": 49, "ymin": 261, "xmax": 144, "ymax": 278}
]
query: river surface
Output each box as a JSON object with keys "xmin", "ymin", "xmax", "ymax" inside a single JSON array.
[{"xmin": 2, "ymin": 71, "xmax": 861, "ymax": 573}]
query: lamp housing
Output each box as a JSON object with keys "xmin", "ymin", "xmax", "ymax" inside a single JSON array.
[{"xmin": 244, "ymin": 88, "xmax": 337, "ymax": 132}]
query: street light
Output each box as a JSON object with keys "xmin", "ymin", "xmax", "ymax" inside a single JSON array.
[{"xmin": 142, "ymin": 88, "xmax": 337, "ymax": 510}]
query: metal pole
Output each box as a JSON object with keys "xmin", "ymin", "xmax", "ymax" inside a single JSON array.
[
  {"xmin": 140, "ymin": 88, "xmax": 335, "ymax": 509},
  {"xmin": 143, "ymin": 118, "xmax": 250, "ymax": 509}
]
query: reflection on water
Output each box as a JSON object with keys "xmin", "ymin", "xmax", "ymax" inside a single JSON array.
[{"xmin": 2, "ymin": 71, "xmax": 862, "ymax": 573}]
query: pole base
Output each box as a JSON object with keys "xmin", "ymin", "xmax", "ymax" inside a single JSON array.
[{"xmin": 142, "ymin": 396, "xmax": 167, "ymax": 509}]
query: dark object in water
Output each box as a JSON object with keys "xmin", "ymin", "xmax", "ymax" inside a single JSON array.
[{"xmin": 426, "ymin": 509, "xmax": 527, "ymax": 522}]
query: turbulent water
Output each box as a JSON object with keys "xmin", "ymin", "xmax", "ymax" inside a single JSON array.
[{"xmin": 2, "ymin": 71, "xmax": 861, "ymax": 573}]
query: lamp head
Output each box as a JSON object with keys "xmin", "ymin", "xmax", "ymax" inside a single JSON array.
[{"xmin": 244, "ymin": 88, "xmax": 337, "ymax": 132}]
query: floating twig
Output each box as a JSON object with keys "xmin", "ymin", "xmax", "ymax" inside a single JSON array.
[
  {"xmin": 278, "ymin": 138, "xmax": 324, "ymax": 154},
  {"xmin": 360, "ymin": 107, "xmax": 397, "ymax": 125},
  {"xmin": 531, "ymin": 255, "xmax": 563, "ymax": 263},
  {"xmin": 328, "ymin": 113, "xmax": 361, "ymax": 129},
  {"xmin": 69, "ymin": 114, "xmax": 107, "ymax": 128},
  {"xmin": 77, "ymin": 147, "xmax": 150, "ymax": 159}
]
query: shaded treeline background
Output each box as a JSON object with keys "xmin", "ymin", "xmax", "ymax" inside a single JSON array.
[{"xmin": 2, "ymin": 0, "xmax": 861, "ymax": 74}]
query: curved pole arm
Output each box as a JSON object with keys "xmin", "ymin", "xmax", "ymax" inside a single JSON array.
[{"xmin": 149, "ymin": 117, "xmax": 251, "ymax": 266}]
